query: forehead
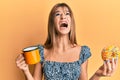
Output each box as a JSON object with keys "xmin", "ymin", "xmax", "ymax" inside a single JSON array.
[{"xmin": 55, "ymin": 7, "xmax": 69, "ymax": 13}]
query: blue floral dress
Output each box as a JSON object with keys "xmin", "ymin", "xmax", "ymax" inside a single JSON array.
[{"xmin": 38, "ymin": 45, "xmax": 91, "ymax": 80}]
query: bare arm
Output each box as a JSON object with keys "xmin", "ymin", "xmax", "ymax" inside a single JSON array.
[
  {"xmin": 33, "ymin": 63, "xmax": 43, "ymax": 80},
  {"xmin": 89, "ymin": 58, "xmax": 118, "ymax": 80},
  {"xmin": 16, "ymin": 54, "xmax": 43, "ymax": 80},
  {"xmin": 79, "ymin": 60, "xmax": 88, "ymax": 80},
  {"xmin": 78, "ymin": 58, "xmax": 118, "ymax": 80}
]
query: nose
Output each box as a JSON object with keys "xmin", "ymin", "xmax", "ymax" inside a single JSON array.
[{"xmin": 61, "ymin": 13, "xmax": 66, "ymax": 19}]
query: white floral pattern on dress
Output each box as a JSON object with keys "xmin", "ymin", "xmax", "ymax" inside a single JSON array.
[{"xmin": 38, "ymin": 45, "xmax": 91, "ymax": 80}]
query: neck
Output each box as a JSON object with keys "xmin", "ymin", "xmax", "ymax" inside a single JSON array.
[{"xmin": 53, "ymin": 35, "xmax": 72, "ymax": 52}]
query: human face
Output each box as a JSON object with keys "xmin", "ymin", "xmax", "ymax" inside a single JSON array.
[{"xmin": 54, "ymin": 7, "xmax": 71, "ymax": 35}]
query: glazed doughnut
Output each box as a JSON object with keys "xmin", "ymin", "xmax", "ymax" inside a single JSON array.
[{"xmin": 101, "ymin": 45, "xmax": 120, "ymax": 60}]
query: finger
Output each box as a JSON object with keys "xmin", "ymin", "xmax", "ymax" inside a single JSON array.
[
  {"xmin": 114, "ymin": 57, "xmax": 118, "ymax": 69},
  {"xmin": 16, "ymin": 55, "xmax": 25, "ymax": 64},
  {"xmin": 16, "ymin": 54, "xmax": 23, "ymax": 61},
  {"xmin": 103, "ymin": 61, "xmax": 107, "ymax": 76},
  {"xmin": 16, "ymin": 57, "xmax": 24, "ymax": 64},
  {"xmin": 106, "ymin": 60, "xmax": 112, "ymax": 76},
  {"xmin": 114, "ymin": 57, "xmax": 118, "ymax": 65},
  {"xmin": 16, "ymin": 60, "xmax": 28, "ymax": 69},
  {"xmin": 19, "ymin": 60, "xmax": 26, "ymax": 66},
  {"xmin": 16, "ymin": 60, "xmax": 25, "ymax": 67},
  {"xmin": 111, "ymin": 58, "xmax": 115, "ymax": 70},
  {"xmin": 19, "ymin": 63, "xmax": 28, "ymax": 70},
  {"xmin": 20, "ymin": 63, "xmax": 28, "ymax": 69}
]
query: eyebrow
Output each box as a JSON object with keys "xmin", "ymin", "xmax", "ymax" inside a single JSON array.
[
  {"xmin": 55, "ymin": 10, "xmax": 70, "ymax": 13},
  {"xmin": 55, "ymin": 11, "xmax": 60, "ymax": 13}
]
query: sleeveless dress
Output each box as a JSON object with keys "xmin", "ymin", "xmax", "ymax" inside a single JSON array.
[{"xmin": 38, "ymin": 45, "xmax": 91, "ymax": 80}]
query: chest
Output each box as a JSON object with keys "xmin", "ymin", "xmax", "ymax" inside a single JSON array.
[
  {"xmin": 44, "ymin": 47, "xmax": 81, "ymax": 63},
  {"xmin": 43, "ymin": 61, "xmax": 82, "ymax": 79}
]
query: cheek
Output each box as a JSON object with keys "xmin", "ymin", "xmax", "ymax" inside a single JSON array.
[
  {"xmin": 54, "ymin": 18, "xmax": 59, "ymax": 26},
  {"xmin": 68, "ymin": 18, "xmax": 72, "ymax": 31},
  {"xmin": 53, "ymin": 20, "xmax": 58, "ymax": 28},
  {"xmin": 67, "ymin": 17, "xmax": 71, "ymax": 24},
  {"xmin": 54, "ymin": 18, "xmax": 60, "ymax": 31}
]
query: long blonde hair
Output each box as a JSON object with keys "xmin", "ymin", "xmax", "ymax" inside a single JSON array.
[{"xmin": 44, "ymin": 3, "xmax": 77, "ymax": 49}]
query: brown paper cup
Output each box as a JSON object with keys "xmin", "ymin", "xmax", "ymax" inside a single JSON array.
[{"xmin": 23, "ymin": 46, "xmax": 40, "ymax": 64}]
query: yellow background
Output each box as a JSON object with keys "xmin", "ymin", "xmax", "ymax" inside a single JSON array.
[{"xmin": 0, "ymin": 0, "xmax": 120, "ymax": 80}]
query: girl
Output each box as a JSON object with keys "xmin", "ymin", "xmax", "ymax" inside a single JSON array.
[{"xmin": 16, "ymin": 3, "xmax": 118, "ymax": 80}]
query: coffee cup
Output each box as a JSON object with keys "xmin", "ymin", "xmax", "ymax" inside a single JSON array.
[{"xmin": 23, "ymin": 46, "xmax": 40, "ymax": 64}]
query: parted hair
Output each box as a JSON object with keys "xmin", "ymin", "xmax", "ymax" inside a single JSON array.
[{"xmin": 44, "ymin": 3, "xmax": 77, "ymax": 49}]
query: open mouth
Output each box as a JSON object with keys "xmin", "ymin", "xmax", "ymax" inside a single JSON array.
[{"xmin": 60, "ymin": 23, "xmax": 68, "ymax": 28}]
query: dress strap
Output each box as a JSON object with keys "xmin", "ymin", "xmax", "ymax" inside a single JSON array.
[
  {"xmin": 79, "ymin": 46, "xmax": 91, "ymax": 64},
  {"xmin": 38, "ymin": 45, "xmax": 44, "ymax": 64}
]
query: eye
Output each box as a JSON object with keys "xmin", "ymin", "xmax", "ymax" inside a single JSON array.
[
  {"xmin": 66, "ymin": 12, "xmax": 70, "ymax": 15},
  {"xmin": 55, "ymin": 13, "xmax": 61, "ymax": 16}
]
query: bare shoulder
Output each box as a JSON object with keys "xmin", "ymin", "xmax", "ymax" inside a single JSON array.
[
  {"xmin": 43, "ymin": 47, "xmax": 52, "ymax": 60},
  {"xmin": 43, "ymin": 47, "xmax": 48, "ymax": 58},
  {"xmin": 73, "ymin": 44, "xmax": 82, "ymax": 51},
  {"xmin": 72, "ymin": 44, "xmax": 82, "ymax": 55}
]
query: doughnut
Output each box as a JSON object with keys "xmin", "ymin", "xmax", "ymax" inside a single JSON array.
[{"xmin": 101, "ymin": 45, "xmax": 120, "ymax": 60}]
